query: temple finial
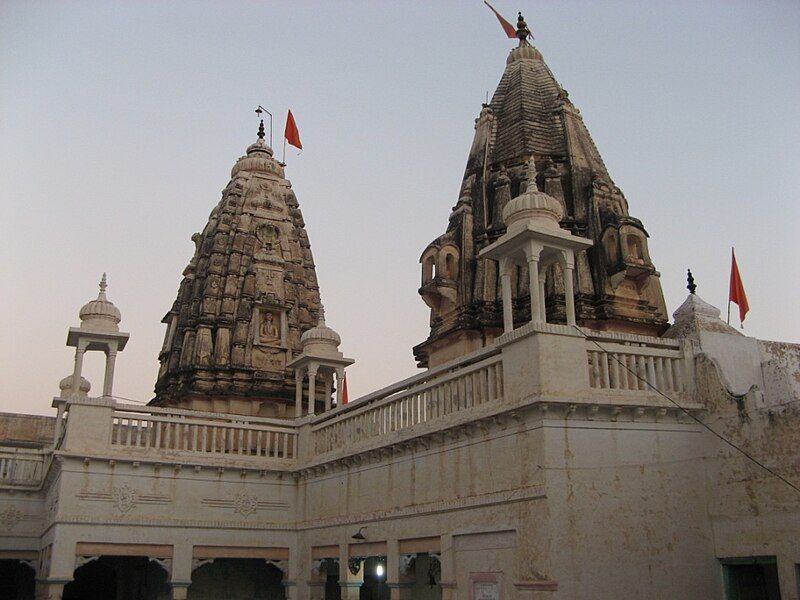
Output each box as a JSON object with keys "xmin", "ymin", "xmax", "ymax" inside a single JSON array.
[
  {"xmin": 516, "ymin": 12, "xmax": 532, "ymax": 45},
  {"xmin": 255, "ymin": 106, "xmax": 266, "ymax": 142},
  {"xmin": 525, "ymin": 156, "xmax": 538, "ymax": 192},
  {"xmin": 99, "ymin": 272, "xmax": 108, "ymax": 295},
  {"xmin": 687, "ymin": 269, "xmax": 696, "ymax": 294}
]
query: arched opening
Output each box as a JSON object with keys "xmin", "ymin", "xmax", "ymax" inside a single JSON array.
[
  {"xmin": 190, "ymin": 558, "xmax": 285, "ymax": 599},
  {"xmin": 626, "ymin": 235, "xmax": 644, "ymax": 264},
  {"xmin": 444, "ymin": 253, "xmax": 457, "ymax": 280},
  {"xmin": 422, "ymin": 253, "xmax": 436, "ymax": 284},
  {"xmin": 0, "ymin": 559, "xmax": 35, "ymax": 600},
  {"xmin": 606, "ymin": 231, "xmax": 619, "ymax": 266},
  {"xmin": 63, "ymin": 556, "xmax": 170, "ymax": 600}
]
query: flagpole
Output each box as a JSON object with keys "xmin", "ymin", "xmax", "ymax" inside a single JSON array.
[{"xmin": 282, "ymin": 137, "xmax": 286, "ymax": 164}]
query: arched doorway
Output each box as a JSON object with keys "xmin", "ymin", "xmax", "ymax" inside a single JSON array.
[
  {"xmin": 189, "ymin": 558, "xmax": 285, "ymax": 599},
  {"xmin": 63, "ymin": 556, "xmax": 170, "ymax": 600},
  {"xmin": 0, "ymin": 559, "xmax": 36, "ymax": 600}
]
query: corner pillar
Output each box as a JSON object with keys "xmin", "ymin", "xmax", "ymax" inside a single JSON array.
[
  {"xmin": 295, "ymin": 367, "xmax": 305, "ymax": 416},
  {"xmin": 527, "ymin": 255, "xmax": 542, "ymax": 323},
  {"xmin": 102, "ymin": 345, "xmax": 118, "ymax": 397},
  {"xmin": 561, "ymin": 251, "xmax": 577, "ymax": 326},
  {"xmin": 70, "ymin": 345, "xmax": 86, "ymax": 395},
  {"xmin": 335, "ymin": 368, "xmax": 345, "ymax": 407},
  {"xmin": 323, "ymin": 372, "xmax": 333, "ymax": 412},
  {"xmin": 307, "ymin": 363, "xmax": 318, "ymax": 416},
  {"xmin": 499, "ymin": 257, "xmax": 514, "ymax": 333},
  {"xmin": 538, "ymin": 269, "xmax": 547, "ymax": 324}
]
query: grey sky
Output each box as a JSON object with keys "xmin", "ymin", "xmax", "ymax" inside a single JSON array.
[{"xmin": 2, "ymin": 1, "xmax": 799, "ymax": 415}]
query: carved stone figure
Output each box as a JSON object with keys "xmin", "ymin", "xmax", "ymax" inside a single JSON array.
[{"xmin": 260, "ymin": 312, "xmax": 280, "ymax": 345}]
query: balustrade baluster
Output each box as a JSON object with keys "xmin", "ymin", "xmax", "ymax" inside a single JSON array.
[
  {"xmin": 282, "ymin": 432, "xmax": 289, "ymax": 458},
  {"xmin": 609, "ymin": 355, "xmax": 619, "ymax": 389},
  {"xmin": 601, "ymin": 353, "xmax": 611, "ymax": 389},
  {"xmin": 663, "ymin": 358, "xmax": 674, "ymax": 391},
  {"xmin": 672, "ymin": 359, "xmax": 684, "ymax": 392}
]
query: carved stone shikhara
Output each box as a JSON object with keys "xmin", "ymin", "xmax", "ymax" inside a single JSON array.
[
  {"xmin": 415, "ymin": 36, "xmax": 669, "ymax": 368},
  {"xmin": 153, "ymin": 137, "xmax": 323, "ymax": 416}
]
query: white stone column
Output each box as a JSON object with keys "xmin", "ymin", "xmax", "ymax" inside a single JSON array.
[
  {"xmin": 323, "ymin": 372, "xmax": 332, "ymax": 412},
  {"xmin": 562, "ymin": 252, "xmax": 577, "ymax": 326},
  {"xmin": 295, "ymin": 367, "xmax": 304, "ymax": 416},
  {"xmin": 71, "ymin": 347, "xmax": 86, "ymax": 395},
  {"xmin": 499, "ymin": 258, "xmax": 514, "ymax": 333},
  {"xmin": 102, "ymin": 346, "xmax": 118, "ymax": 397},
  {"xmin": 527, "ymin": 255, "xmax": 542, "ymax": 323},
  {"xmin": 335, "ymin": 368, "xmax": 345, "ymax": 407},
  {"xmin": 307, "ymin": 364, "xmax": 318, "ymax": 416},
  {"xmin": 538, "ymin": 270, "xmax": 547, "ymax": 323},
  {"xmin": 439, "ymin": 534, "xmax": 455, "ymax": 600},
  {"xmin": 386, "ymin": 539, "xmax": 400, "ymax": 600}
]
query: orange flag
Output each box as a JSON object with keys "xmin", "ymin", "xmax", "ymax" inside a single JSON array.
[
  {"xmin": 341, "ymin": 373, "xmax": 349, "ymax": 405},
  {"xmin": 729, "ymin": 248, "xmax": 749, "ymax": 325},
  {"xmin": 484, "ymin": 1, "xmax": 516, "ymax": 39},
  {"xmin": 284, "ymin": 110, "xmax": 302, "ymax": 150}
]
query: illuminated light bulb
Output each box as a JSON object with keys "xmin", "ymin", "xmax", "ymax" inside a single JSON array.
[{"xmin": 376, "ymin": 564, "xmax": 385, "ymax": 577}]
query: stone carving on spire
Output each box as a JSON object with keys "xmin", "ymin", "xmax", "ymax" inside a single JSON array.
[
  {"xmin": 414, "ymin": 25, "xmax": 669, "ymax": 368},
  {"xmin": 153, "ymin": 129, "xmax": 323, "ymax": 417}
]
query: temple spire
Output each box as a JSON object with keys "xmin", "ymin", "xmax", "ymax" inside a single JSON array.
[{"xmin": 687, "ymin": 269, "xmax": 697, "ymax": 294}]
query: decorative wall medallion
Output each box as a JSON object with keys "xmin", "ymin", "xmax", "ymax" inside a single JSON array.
[
  {"xmin": 201, "ymin": 495, "xmax": 288, "ymax": 518},
  {"xmin": 76, "ymin": 486, "xmax": 170, "ymax": 514},
  {"xmin": 112, "ymin": 484, "xmax": 137, "ymax": 514},
  {"xmin": 0, "ymin": 506, "xmax": 23, "ymax": 529},
  {"xmin": 233, "ymin": 491, "xmax": 258, "ymax": 517}
]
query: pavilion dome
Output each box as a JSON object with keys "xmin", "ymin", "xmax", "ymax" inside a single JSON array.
[
  {"xmin": 502, "ymin": 158, "xmax": 564, "ymax": 231},
  {"xmin": 79, "ymin": 273, "xmax": 121, "ymax": 332},
  {"xmin": 59, "ymin": 374, "xmax": 91, "ymax": 398},
  {"xmin": 300, "ymin": 315, "xmax": 342, "ymax": 358}
]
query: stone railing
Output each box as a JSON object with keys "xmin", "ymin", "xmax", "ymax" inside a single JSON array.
[
  {"xmin": 110, "ymin": 404, "xmax": 299, "ymax": 460},
  {"xmin": 0, "ymin": 448, "xmax": 47, "ymax": 488},
  {"xmin": 312, "ymin": 347, "xmax": 503, "ymax": 455},
  {"xmin": 583, "ymin": 331, "xmax": 687, "ymax": 395}
]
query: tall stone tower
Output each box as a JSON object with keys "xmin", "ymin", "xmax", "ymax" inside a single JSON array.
[
  {"xmin": 153, "ymin": 122, "xmax": 323, "ymax": 416},
  {"xmin": 415, "ymin": 14, "xmax": 668, "ymax": 368}
]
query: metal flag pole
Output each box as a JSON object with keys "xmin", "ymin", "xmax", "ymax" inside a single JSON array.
[
  {"xmin": 283, "ymin": 136, "xmax": 287, "ymax": 164},
  {"xmin": 255, "ymin": 106, "xmax": 273, "ymax": 148}
]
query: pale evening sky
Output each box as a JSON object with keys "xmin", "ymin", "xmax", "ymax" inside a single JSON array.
[{"xmin": 1, "ymin": 1, "xmax": 799, "ymax": 416}]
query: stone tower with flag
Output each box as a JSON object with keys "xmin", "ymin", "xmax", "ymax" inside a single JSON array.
[
  {"xmin": 415, "ymin": 13, "xmax": 669, "ymax": 367},
  {"xmin": 152, "ymin": 122, "xmax": 324, "ymax": 416}
]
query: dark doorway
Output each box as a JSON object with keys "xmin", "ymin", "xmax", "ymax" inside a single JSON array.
[
  {"xmin": 359, "ymin": 557, "xmax": 389, "ymax": 600},
  {"xmin": 63, "ymin": 556, "xmax": 170, "ymax": 600},
  {"xmin": 722, "ymin": 557, "xmax": 781, "ymax": 600},
  {"xmin": 189, "ymin": 558, "xmax": 285, "ymax": 600},
  {"xmin": 0, "ymin": 559, "xmax": 36, "ymax": 600}
]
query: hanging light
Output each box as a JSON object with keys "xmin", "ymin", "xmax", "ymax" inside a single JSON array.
[{"xmin": 376, "ymin": 564, "xmax": 385, "ymax": 577}]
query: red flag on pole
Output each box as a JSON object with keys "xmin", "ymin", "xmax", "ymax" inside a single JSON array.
[
  {"xmin": 284, "ymin": 110, "xmax": 302, "ymax": 150},
  {"xmin": 728, "ymin": 248, "xmax": 749, "ymax": 326},
  {"xmin": 484, "ymin": 1, "xmax": 516, "ymax": 39},
  {"xmin": 341, "ymin": 373, "xmax": 349, "ymax": 405}
]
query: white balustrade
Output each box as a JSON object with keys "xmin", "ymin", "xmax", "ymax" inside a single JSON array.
[
  {"xmin": 0, "ymin": 449, "xmax": 46, "ymax": 487},
  {"xmin": 313, "ymin": 352, "xmax": 503, "ymax": 455},
  {"xmin": 585, "ymin": 334, "xmax": 686, "ymax": 394},
  {"xmin": 110, "ymin": 406, "xmax": 298, "ymax": 460}
]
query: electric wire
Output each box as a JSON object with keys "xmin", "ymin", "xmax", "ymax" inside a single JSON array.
[{"xmin": 571, "ymin": 325, "xmax": 800, "ymax": 496}]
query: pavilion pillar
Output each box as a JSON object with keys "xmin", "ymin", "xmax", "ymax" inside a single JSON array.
[
  {"xmin": 562, "ymin": 252, "xmax": 577, "ymax": 326},
  {"xmin": 307, "ymin": 364, "xmax": 318, "ymax": 416},
  {"xmin": 499, "ymin": 258, "xmax": 514, "ymax": 333},
  {"xmin": 102, "ymin": 346, "xmax": 118, "ymax": 397},
  {"xmin": 295, "ymin": 367, "xmax": 304, "ymax": 416}
]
